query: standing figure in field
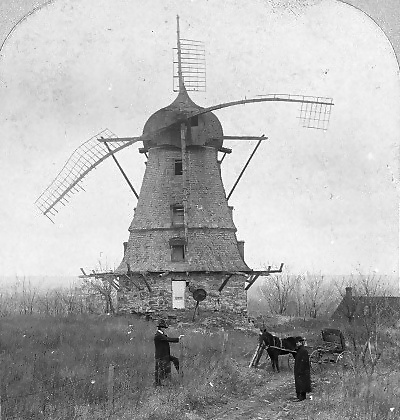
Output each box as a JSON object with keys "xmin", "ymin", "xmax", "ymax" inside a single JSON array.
[
  {"xmin": 154, "ymin": 319, "xmax": 183, "ymax": 386},
  {"xmin": 294, "ymin": 336, "xmax": 311, "ymax": 401}
]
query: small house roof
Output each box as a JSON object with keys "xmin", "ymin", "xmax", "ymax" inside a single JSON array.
[{"xmin": 332, "ymin": 291, "xmax": 400, "ymax": 320}]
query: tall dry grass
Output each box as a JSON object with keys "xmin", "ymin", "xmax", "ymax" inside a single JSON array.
[
  {"xmin": 1, "ymin": 312, "xmax": 400, "ymax": 419},
  {"xmin": 0, "ymin": 314, "xmax": 260, "ymax": 419}
]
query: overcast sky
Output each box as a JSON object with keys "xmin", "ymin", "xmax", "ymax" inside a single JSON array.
[{"xmin": 0, "ymin": 0, "xmax": 399, "ymax": 278}]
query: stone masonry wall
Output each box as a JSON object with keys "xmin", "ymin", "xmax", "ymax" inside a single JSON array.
[
  {"xmin": 129, "ymin": 146, "xmax": 236, "ymax": 231},
  {"xmin": 117, "ymin": 274, "xmax": 247, "ymax": 315},
  {"xmin": 117, "ymin": 145, "xmax": 249, "ymax": 273}
]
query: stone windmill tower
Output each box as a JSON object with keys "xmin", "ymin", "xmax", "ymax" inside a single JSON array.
[{"xmin": 36, "ymin": 16, "xmax": 333, "ymax": 315}]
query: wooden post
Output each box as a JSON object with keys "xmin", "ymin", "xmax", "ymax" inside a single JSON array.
[
  {"xmin": 192, "ymin": 301, "xmax": 199, "ymax": 321},
  {"xmin": 0, "ymin": 375, "xmax": 2, "ymax": 420},
  {"xmin": 107, "ymin": 364, "xmax": 114, "ymax": 417},
  {"xmin": 249, "ymin": 344, "xmax": 265, "ymax": 368},
  {"xmin": 222, "ymin": 332, "xmax": 229, "ymax": 352},
  {"xmin": 180, "ymin": 122, "xmax": 189, "ymax": 241},
  {"xmin": 179, "ymin": 337, "xmax": 184, "ymax": 380}
]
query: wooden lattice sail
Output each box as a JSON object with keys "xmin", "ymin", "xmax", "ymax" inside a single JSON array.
[{"xmin": 34, "ymin": 129, "xmax": 141, "ymax": 222}]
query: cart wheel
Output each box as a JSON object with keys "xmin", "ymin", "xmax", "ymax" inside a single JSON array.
[
  {"xmin": 310, "ymin": 349, "xmax": 322, "ymax": 374},
  {"xmin": 335, "ymin": 351, "xmax": 355, "ymax": 373},
  {"xmin": 288, "ymin": 353, "xmax": 295, "ymax": 370}
]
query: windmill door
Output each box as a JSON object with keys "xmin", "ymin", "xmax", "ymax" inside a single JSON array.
[{"xmin": 172, "ymin": 280, "xmax": 186, "ymax": 309}]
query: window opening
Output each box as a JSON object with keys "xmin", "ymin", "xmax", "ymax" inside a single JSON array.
[
  {"xmin": 171, "ymin": 245, "xmax": 185, "ymax": 262},
  {"xmin": 174, "ymin": 159, "xmax": 183, "ymax": 175},
  {"xmin": 172, "ymin": 204, "xmax": 184, "ymax": 226},
  {"xmin": 190, "ymin": 115, "xmax": 199, "ymax": 127}
]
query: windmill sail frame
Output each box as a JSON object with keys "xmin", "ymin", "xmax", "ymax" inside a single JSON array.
[
  {"xmin": 173, "ymin": 38, "xmax": 206, "ymax": 92},
  {"xmin": 35, "ymin": 129, "xmax": 140, "ymax": 221}
]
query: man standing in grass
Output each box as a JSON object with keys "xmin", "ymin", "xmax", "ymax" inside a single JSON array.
[
  {"xmin": 154, "ymin": 319, "xmax": 183, "ymax": 386},
  {"xmin": 294, "ymin": 336, "xmax": 311, "ymax": 401}
]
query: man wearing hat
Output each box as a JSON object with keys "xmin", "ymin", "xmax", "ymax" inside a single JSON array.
[
  {"xmin": 154, "ymin": 319, "xmax": 184, "ymax": 386},
  {"xmin": 294, "ymin": 336, "xmax": 311, "ymax": 401}
]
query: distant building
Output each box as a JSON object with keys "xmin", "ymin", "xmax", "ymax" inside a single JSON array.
[{"xmin": 332, "ymin": 286, "xmax": 400, "ymax": 322}]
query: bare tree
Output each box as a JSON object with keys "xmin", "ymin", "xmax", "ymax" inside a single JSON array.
[
  {"xmin": 82, "ymin": 277, "xmax": 116, "ymax": 314},
  {"xmin": 302, "ymin": 273, "xmax": 331, "ymax": 318},
  {"xmin": 13, "ymin": 276, "xmax": 38, "ymax": 315},
  {"xmin": 0, "ymin": 291, "xmax": 14, "ymax": 316},
  {"xmin": 80, "ymin": 257, "xmax": 119, "ymax": 314},
  {"xmin": 37, "ymin": 291, "xmax": 52, "ymax": 315},
  {"xmin": 61, "ymin": 286, "xmax": 79, "ymax": 314},
  {"xmin": 0, "ymin": 278, "xmax": 100, "ymax": 317},
  {"xmin": 259, "ymin": 273, "xmax": 298, "ymax": 315}
]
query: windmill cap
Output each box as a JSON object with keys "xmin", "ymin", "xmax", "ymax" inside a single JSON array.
[
  {"xmin": 157, "ymin": 319, "xmax": 168, "ymax": 328},
  {"xmin": 142, "ymin": 91, "xmax": 223, "ymax": 151}
]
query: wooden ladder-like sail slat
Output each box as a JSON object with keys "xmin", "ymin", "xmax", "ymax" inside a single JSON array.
[{"xmin": 35, "ymin": 129, "xmax": 141, "ymax": 221}]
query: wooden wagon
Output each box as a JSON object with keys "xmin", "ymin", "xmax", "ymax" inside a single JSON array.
[{"xmin": 306, "ymin": 328, "xmax": 353, "ymax": 373}]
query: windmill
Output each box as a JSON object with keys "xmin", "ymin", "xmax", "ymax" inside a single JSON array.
[{"xmin": 35, "ymin": 16, "xmax": 333, "ymax": 315}]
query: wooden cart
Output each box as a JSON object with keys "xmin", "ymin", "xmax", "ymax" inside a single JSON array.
[{"xmin": 307, "ymin": 328, "xmax": 353, "ymax": 373}]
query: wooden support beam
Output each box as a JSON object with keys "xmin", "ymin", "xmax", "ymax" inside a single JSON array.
[
  {"xmin": 79, "ymin": 269, "xmax": 282, "ymax": 279},
  {"xmin": 123, "ymin": 274, "xmax": 143, "ymax": 291},
  {"xmin": 213, "ymin": 136, "xmax": 268, "ymax": 141},
  {"xmin": 244, "ymin": 263, "xmax": 284, "ymax": 290},
  {"xmin": 218, "ymin": 153, "xmax": 227, "ymax": 165},
  {"xmin": 97, "ymin": 137, "xmax": 141, "ymax": 143},
  {"xmin": 111, "ymin": 280, "xmax": 120, "ymax": 291},
  {"xmin": 227, "ymin": 137, "xmax": 265, "ymax": 200},
  {"xmin": 245, "ymin": 274, "xmax": 261, "ymax": 291},
  {"xmin": 218, "ymin": 274, "xmax": 234, "ymax": 292},
  {"xmin": 125, "ymin": 264, "xmax": 145, "ymax": 291},
  {"xmin": 140, "ymin": 273, "xmax": 152, "ymax": 293},
  {"xmin": 268, "ymin": 262, "xmax": 284, "ymax": 274},
  {"xmin": 218, "ymin": 146, "xmax": 232, "ymax": 154},
  {"xmin": 79, "ymin": 271, "xmax": 115, "ymax": 279},
  {"xmin": 104, "ymin": 275, "xmax": 121, "ymax": 292},
  {"xmin": 103, "ymin": 142, "xmax": 139, "ymax": 199},
  {"xmin": 233, "ymin": 271, "xmax": 250, "ymax": 277}
]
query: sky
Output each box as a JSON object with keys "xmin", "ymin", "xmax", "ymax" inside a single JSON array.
[{"xmin": 0, "ymin": 0, "xmax": 399, "ymax": 279}]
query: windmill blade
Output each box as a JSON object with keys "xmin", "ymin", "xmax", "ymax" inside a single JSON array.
[
  {"xmin": 35, "ymin": 129, "xmax": 141, "ymax": 221},
  {"xmin": 173, "ymin": 38, "xmax": 206, "ymax": 92},
  {"xmin": 297, "ymin": 96, "xmax": 333, "ymax": 130},
  {"xmin": 173, "ymin": 17, "xmax": 206, "ymax": 94},
  {"xmin": 257, "ymin": 94, "xmax": 333, "ymax": 130},
  {"xmin": 1, "ymin": 1, "xmax": 59, "ymax": 56},
  {"xmin": 187, "ymin": 94, "xmax": 334, "ymax": 130}
]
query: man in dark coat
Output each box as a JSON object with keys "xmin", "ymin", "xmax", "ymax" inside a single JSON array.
[
  {"xmin": 154, "ymin": 319, "xmax": 183, "ymax": 386},
  {"xmin": 294, "ymin": 336, "xmax": 311, "ymax": 401}
]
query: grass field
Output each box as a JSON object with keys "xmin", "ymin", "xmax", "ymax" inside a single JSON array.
[{"xmin": 1, "ymin": 313, "xmax": 399, "ymax": 419}]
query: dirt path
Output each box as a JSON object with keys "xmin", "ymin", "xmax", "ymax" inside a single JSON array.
[{"xmin": 196, "ymin": 359, "xmax": 323, "ymax": 420}]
